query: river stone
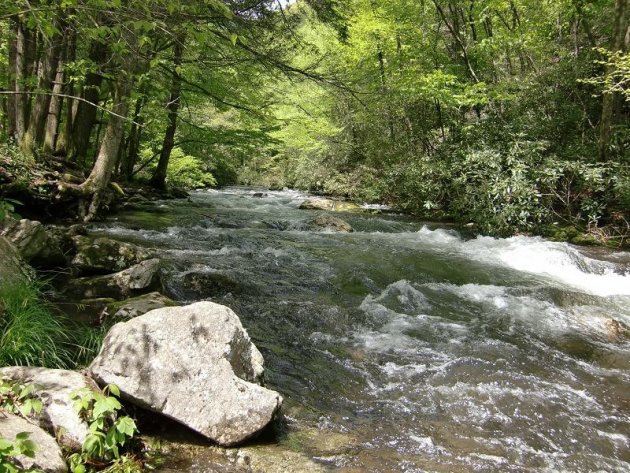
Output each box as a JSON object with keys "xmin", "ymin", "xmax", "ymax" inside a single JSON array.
[
  {"xmin": 64, "ymin": 258, "xmax": 161, "ymax": 300},
  {"xmin": 299, "ymin": 198, "xmax": 361, "ymax": 213},
  {"xmin": 88, "ymin": 301, "xmax": 282, "ymax": 446},
  {"xmin": 307, "ymin": 214, "xmax": 353, "ymax": 233},
  {"xmin": 0, "ymin": 235, "xmax": 31, "ymax": 289},
  {"xmin": 103, "ymin": 292, "xmax": 178, "ymax": 324},
  {"xmin": 0, "ymin": 218, "xmax": 65, "ymax": 268},
  {"xmin": 71, "ymin": 236, "xmax": 151, "ymax": 275},
  {"xmin": 0, "ymin": 367, "xmax": 96, "ymax": 450},
  {"xmin": 0, "ymin": 413, "xmax": 67, "ymax": 472}
]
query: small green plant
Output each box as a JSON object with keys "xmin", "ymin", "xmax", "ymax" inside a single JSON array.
[
  {"xmin": 68, "ymin": 384, "xmax": 152, "ymax": 473},
  {"xmin": 0, "ymin": 432, "xmax": 42, "ymax": 473},
  {"xmin": 0, "ymin": 379, "xmax": 43, "ymax": 473},
  {"xmin": 0, "ymin": 198, "xmax": 21, "ymax": 222},
  {"xmin": 0, "ymin": 378, "xmax": 43, "ymax": 418}
]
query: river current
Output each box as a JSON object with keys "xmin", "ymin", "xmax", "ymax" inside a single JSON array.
[{"xmin": 92, "ymin": 187, "xmax": 630, "ymax": 472}]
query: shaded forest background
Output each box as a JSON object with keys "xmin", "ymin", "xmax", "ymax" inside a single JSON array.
[{"xmin": 0, "ymin": 0, "xmax": 629, "ymax": 240}]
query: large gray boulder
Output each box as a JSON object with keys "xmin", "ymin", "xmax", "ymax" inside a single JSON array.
[
  {"xmin": 89, "ymin": 301, "xmax": 282, "ymax": 446},
  {"xmin": 0, "ymin": 413, "xmax": 67, "ymax": 472},
  {"xmin": 64, "ymin": 258, "xmax": 161, "ymax": 300},
  {"xmin": 0, "ymin": 367, "xmax": 96, "ymax": 450},
  {"xmin": 0, "ymin": 218, "xmax": 65, "ymax": 268},
  {"xmin": 71, "ymin": 236, "xmax": 151, "ymax": 275},
  {"xmin": 0, "ymin": 235, "xmax": 31, "ymax": 289}
]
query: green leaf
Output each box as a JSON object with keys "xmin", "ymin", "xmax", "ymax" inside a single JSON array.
[
  {"xmin": 115, "ymin": 417, "xmax": 137, "ymax": 437},
  {"xmin": 106, "ymin": 384, "xmax": 120, "ymax": 398},
  {"xmin": 230, "ymin": 33, "xmax": 238, "ymax": 46}
]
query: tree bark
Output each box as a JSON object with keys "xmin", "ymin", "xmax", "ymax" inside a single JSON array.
[
  {"xmin": 80, "ymin": 76, "xmax": 133, "ymax": 221},
  {"xmin": 13, "ymin": 19, "xmax": 29, "ymax": 142},
  {"xmin": 21, "ymin": 33, "xmax": 63, "ymax": 153},
  {"xmin": 150, "ymin": 37, "xmax": 185, "ymax": 191},
  {"xmin": 120, "ymin": 93, "xmax": 146, "ymax": 180},
  {"xmin": 56, "ymin": 29, "xmax": 76, "ymax": 154},
  {"xmin": 69, "ymin": 42, "xmax": 107, "ymax": 164},
  {"xmin": 598, "ymin": 0, "xmax": 629, "ymax": 161}
]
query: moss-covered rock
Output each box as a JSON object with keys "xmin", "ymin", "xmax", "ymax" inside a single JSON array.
[
  {"xmin": 64, "ymin": 258, "xmax": 162, "ymax": 300},
  {"xmin": 103, "ymin": 291, "xmax": 178, "ymax": 324},
  {"xmin": 71, "ymin": 236, "xmax": 151, "ymax": 275}
]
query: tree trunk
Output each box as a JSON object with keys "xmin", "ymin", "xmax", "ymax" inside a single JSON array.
[
  {"xmin": 80, "ymin": 76, "xmax": 132, "ymax": 221},
  {"xmin": 13, "ymin": 19, "xmax": 29, "ymax": 142},
  {"xmin": 43, "ymin": 61, "xmax": 64, "ymax": 153},
  {"xmin": 120, "ymin": 93, "xmax": 146, "ymax": 180},
  {"xmin": 21, "ymin": 32, "xmax": 62, "ymax": 154},
  {"xmin": 150, "ymin": 37, "xmax": 185, "ymax": 191},
  {"xmin": 56, "ymin": 30, "xmax": 76, "ymax": 154},
  {"xmin": 70, "ymin": 42, "xmax": 107, "ymax": 164},
  {"xmin": 598, "ymin": 0, "xmax": 629, "ymax": 161}
]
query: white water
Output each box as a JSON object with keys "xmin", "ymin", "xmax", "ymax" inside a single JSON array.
[{"xmin": 94, "ymin": 188, "xmax": 630, "ymax": 472}]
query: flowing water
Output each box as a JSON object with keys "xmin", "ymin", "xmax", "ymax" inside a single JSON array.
[{"xmin": 92, "ymin": 187, "xmax": 630, "ymax": 472}]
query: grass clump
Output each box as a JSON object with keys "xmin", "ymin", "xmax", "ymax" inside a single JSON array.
[{"xmin": 0, "ymin": 280, "xmax": 73, "ymax": 368}]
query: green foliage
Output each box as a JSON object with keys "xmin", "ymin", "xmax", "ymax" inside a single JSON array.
[
  {"xmin": 0, "ymin": 198, "xmax": 21, "ymax": 222},
  {"xmin": 0, "ymin": 280, "xmax": 73, "ymax": 368},
  {"xmin": 0, "ymin": 432, "xmax": 41, "ymax": 473},
  {"xmin": 68, "ymin": 385, "xmax": 154, "ymax": 473},
  {"xmin": 0, "ymin": 378, "xmax": 43, "ymax": 419},
  {"xmin": 165, "ymin": 149, "xmax": 217, "ymax": 189},
  {"xmin": 0, "ymin": 379, "xmax": 43, "ymax": 473}
]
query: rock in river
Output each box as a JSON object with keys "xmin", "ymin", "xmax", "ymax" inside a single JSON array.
[
  {"xmin": 0, "ymin": 218, "xmax": 65, "ymax": 268},
  {"xmin": 71, "ymin": 236, "xmax": 151, "ymax": 275},
  {"xmin": 64, "ymin": 258, "xmax": 161, "ymax": 300},
  {"xmin": 0, "ymin": 413, "xmax": 67, "ymax": 472},
  {"xmin": 0, "ymin": 366, "xmax": 96, "ymax": 450},
  {"xmin": 88, "ymin": 301, "xmax": 283, "ymax": 446},
  {"xmin": 102, "ymin": 291, "xmax": 178, "ymax": 324},
  {"xmin": 307, "ymin": 214, "xmax": 354, "ymax": 233},
  {"xmin": 299, "ymin": 198, "xmax": 361, "ymax": 213}
]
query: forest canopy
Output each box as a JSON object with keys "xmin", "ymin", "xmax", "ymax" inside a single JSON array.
[{"xmin": 0, "ymin": 0, "xmax": 628, "ymax": 240}]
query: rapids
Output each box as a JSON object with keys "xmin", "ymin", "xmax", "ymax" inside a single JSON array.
[{"xmin": 92, "ymin": 187, "xmax": 630, "ymax": 471}]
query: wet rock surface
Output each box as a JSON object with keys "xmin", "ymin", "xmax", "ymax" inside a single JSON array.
[
  {"xmin": 89, "ymin": 301, "xmax": 282, "ymax": 446},
  {"xmin": 103, "ymin": 291, "xmax": 178, "ymax": 324},
  {"xmin": 64, "ymin": 258, "xmax": 161, "ymax": 300},
  {"xmin": 306, "ymin": 214, "xmax": 354, "ymax": 233},
  {"xmin": 71, "ymin": 236, "xmax": 151, "ymax": 275}
]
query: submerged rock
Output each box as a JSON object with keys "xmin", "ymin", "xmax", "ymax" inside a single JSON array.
[
  {"xmin": 71, "ymin": 236, "xmax": 151, "ymax": 275},
  {"xmin": 0, "ymin": 218, "xmax": 65, "ymax": 268},
  {"xmin": 0, "ymin": 413, "xmax": 67, "ymax": 472},
  {"xmin": 64, "ymin": 258, "xmax": 161, "ymax": 300},
  {"xmin": 177, "ymin": 271, "xmax": 245, "ymax": 299},
  {"xmin": 307, "ymin": 214, "xmax": 354, "ymax": 233},
  {"xmin": 89, "ymin": 301, "xmax": 283, "ymax": 446},
  {"xmin": 0, "ymin": 366, "xmax": 96, "ymax": 450},
  {"xmin": 103, "ymin": 291, "xmax": 178, "ymax": 324}
]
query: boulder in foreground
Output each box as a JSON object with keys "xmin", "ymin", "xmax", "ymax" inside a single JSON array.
[
  {"xmin": 0, "ymin": 413, "xmax": 67, "ymax": 472},
  {"xmin": 0, "ymin": 366, "xmax": 96, "ymax": 450},
  {"xmin": 88, "ymin": 301, "xmax": 282, "ymax": 446}
]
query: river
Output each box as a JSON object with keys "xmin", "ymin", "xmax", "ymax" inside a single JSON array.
[{"xmin": 91, "ymin": 187, "xmax": 630, "ymax": 472}]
